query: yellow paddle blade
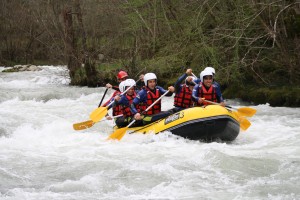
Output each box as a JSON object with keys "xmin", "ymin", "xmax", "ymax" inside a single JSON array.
[
  {"xmin": 237, "ymin": 107, "xmax": 257, "ymax": 117},
  {"xmin": 90, "ymin": 107, "xmax": 108, "ymax": 123},
  {"xmin": 239, "ymin": 117, "xmax": 251, "ymax": 131},
  {"xmin": 73, "ymin": 120, "xmax": 94, "ymax": 130},
  {"xmin": 232, "ymin": 111, "xmax": 252, "ymax": 131},
  {"xmin": 107, "ymin": 127, "xmax": 128, "ymax": 140}
]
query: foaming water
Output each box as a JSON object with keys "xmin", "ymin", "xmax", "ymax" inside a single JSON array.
[{"xmin": 0, "ymin": 66, "xmax": 299, "ymax": 200}]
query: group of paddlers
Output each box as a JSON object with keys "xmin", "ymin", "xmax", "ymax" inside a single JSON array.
[{"xmin": 101, "ymin": 67, "xmax": 224, "ymax": 128}]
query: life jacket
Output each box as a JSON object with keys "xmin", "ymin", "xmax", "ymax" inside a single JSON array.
[
  {"xmin": 112, "ymin": 105, "xmax": 122, "ymax": 116},
  {"xmin": 174, "ymin": 85, "xmax": 193, "ymax": 108},
  {"xmin": 196, "ymin": 83, "xmax": 217, "ymax": 106},
  {"xmin": 121, "ymin": 93, "xmax": 138, "ymax": 117},
  {"xmin": 112, "ymin": 91, "xmax": 122, "ymax": 116},
  {"xmin": 139, "ymin": 87, "xmax": 161, "ymax": 115},
  {"xmin": 102, "ymin": 90, "xmax": 122, "ymax": 116}
]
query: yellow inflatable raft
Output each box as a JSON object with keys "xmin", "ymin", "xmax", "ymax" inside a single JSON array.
[{"xmin": 123, "ymin": 105, "xmax": 241, "ymax": 142}]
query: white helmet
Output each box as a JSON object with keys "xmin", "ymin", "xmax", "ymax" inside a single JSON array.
[
  {"xmin": 144, "ymin": 73, "xmax": 157, "ymax": 86},
  {"xmin": 185, "ymin": 76, "xmax": 196, "ymax": 86},
  {"xmin": 120, "ymin": 79, "xmax": 136, "ymax": 93},
  {"xmin": 200, "ymin": 70, "xmax": 213, "ymax": 82},
  {"xmin": 119, "ymin": 80, "xmax": 126, "ymax": 93},
  {"xmin": 204, "ymin": 67, "xmax": 216, "ymax": 75}
]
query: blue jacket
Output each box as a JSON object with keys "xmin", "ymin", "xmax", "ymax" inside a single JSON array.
[{"xmin": 174, "ymin": 73, "xmax": 188, "ymax": 94}]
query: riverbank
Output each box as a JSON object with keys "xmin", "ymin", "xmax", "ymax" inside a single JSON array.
[
  {"xmin": 3, "ymin": 64, "xmax": 299, "ymax": 107},
  {"xmin": 223, "ymin": 86, "xmax": 300, "ymax": 107}
]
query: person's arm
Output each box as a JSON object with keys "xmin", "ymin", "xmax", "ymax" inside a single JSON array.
[
  {"xmin": 135, "ymin": 75, "xmax": 145, "ymax": 91},
  {"xmin": 174, "ymin": 73, "xmax": 188, "ymax": 93},
  {"xmin": 106, "ymin": 83, "xmax": 120, "ymax": 92},
  {"xmin": 214, "ymin": 81, "xmax": 221, "ymax": 88},
  {"xmin": 192, "ymin": 84, "xmax": 201, "ymax": 103},
  {"xmin": 113, "ymin": 95, "xmax": 125, "ymax": 106},
  {"xmin": 107, "ymin": 97, "xmax": 118, "ymax": 110},
  {"xmin": 194, "ymin": 78, "xmax": 201, "ymax": 84},
  {"xmin": 104, "ymin": 96, "xmax": 122, "ymax": 120},
  {"xmin": 130, "ymin": 90, "xmax": 144, "ymax": 115},
  {"xmin": 214, "ymin": 84, "xmax": 224, "ymax": 104},
  {"xmin": 112, "ymin": 86, "xmax": 120, "ymax": 91},
  {"xmin": 157, "ymin": 86, "xmax": 174, "ymax": 96}
]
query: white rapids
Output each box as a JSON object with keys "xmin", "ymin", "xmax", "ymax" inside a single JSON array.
[{"xmin": 0, "ymin": 66, "xmax": 299, "ymax": 200}]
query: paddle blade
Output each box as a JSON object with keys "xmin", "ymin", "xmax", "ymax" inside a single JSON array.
[
  {"xmin": 90, "ymin": 107, "xmax": 108, "ymax": 123},
  {"xmin": 237, "ymin": 107, "xmax": 257, "ymax": 117},
  {"xmin": 232, "ymin": 111, "xmax": 252, "ymax": 131},
  {"xmin": 107, "ymin": 127, "xmax": 128, "ymax": 140},
  {"xmin": 73, "ymin": 120, "xmax": 94, "ymax": 130},
  {"xmin": 239, "ymin": 117, "xmax": 251, "ymax": 131}
]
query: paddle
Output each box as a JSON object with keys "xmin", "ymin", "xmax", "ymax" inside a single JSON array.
[
  {"xmin": 98, "ymin": 87, "xmax": 109, "ymax": 107},
  {"xmin": 90, "ymin": 79, "xmax": 138, "ymax": 123},
  {"xmin": 202, "ymin": 99, "xmax": 253, "ymax": 131},
  {"xmin": 73, "ymin": 87, "xmax": 109, "ymax": 130},
  {"xmin": 191, "ymin": 72, "xmax": 198, "ymax": 78},
  {"xmin": 238, "ymin": 116, "xmax": 251, "ymax": 131},
  {"xmin": 107, "ymin": 90, "xmax": 171, "ymax": 140},
  {"xmin": 73, "ymin": 114, "xmax": 123, "ymax": 131},
  {"xmin": 203, "ymin": 99, "xmax": 256, "ymax": 117}
]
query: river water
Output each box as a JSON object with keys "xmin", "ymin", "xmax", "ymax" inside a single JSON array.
[{"xmin": 0, "ymin": 66, "xmax": 299, "ymax": 200}]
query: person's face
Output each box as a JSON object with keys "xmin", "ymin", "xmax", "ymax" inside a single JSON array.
[
  {"xmin": 147, "ymin": 79, "xmax": 156, "ymax": 90},
  {"xmin": 118, "ymin": 76, "xmax": 127, "ymax": 83},
  {"xmin": 126, "ymin": 87, "xmax": 135, "ymax": 95},
  {"xmin": 203, "ymin": 75, "xmax": 213, "ymax": 87}
]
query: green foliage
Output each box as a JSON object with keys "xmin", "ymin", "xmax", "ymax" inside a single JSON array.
[
  {"xmin": 70, "ymin": 68, "xmax": 87, "ymax": 86},
  {"xmin": 1, "ymin": 0, "xmax": 299, "ymax": 106},
  {"xmin": 224, "ymin": 86, "xmax": 300, "ymax": 107}
]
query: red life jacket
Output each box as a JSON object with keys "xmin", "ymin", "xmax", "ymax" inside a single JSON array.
[
  {"xmin": 174, "ymin": 85, "xmax": 194, "ymax": 108},
  {"xmin": 112, "ymin": 105, "xmax": 122, "ymax": 116},
  {"xmin": 139, "ymin": 87, "xmax": 161, "ymax": 115},
  {"xmin": 121, "ymin": 93, "xmax": 137, "ymax": 117},
  {"xmin": 196, "ymin": 83, "xmax": 217, "ymax": 106},
  {"xmin": 111, "ymin": 91, "xmax": 122, "ymax": 116}
]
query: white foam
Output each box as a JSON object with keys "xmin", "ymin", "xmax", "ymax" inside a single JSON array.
[{"xmin": 0, "ymin": 66, "xmax": 299, "ymax": 200}]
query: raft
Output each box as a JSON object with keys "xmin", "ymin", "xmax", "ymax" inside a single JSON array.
[{"xmin": 123, "ymin": 105, "xmax": 241, "ymax": 142}]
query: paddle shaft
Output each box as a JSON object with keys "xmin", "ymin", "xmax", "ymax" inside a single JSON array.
[
  {"xmin": 191, "ymin": 72, "xmax": 198, "ymax": 78},
  {"xmin": 73, "ymin": 114, "xmax": 123, "ymax": 131},
  {"xmin": 98, "ymin": 88, "xmax": 109, "ymax": 107},
  {"xmin": 106, "ymin": 80, "xmax": 138, "ymax": 108},
  {"xmin": 126, "ymin": 90, "xmax": 171, "ymax": 128},
  {"xmin": 203, "ymin": 99, "xmax": 238, "ymax": 111}
]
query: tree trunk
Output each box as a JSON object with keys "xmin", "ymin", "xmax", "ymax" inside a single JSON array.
[
  {"xmin": 63, "ymin": 5, "xmax": 84, "ymax": 85},
  {"xmin": 74, "ymin": 0, "xmax": 98, "ymax": 87}
]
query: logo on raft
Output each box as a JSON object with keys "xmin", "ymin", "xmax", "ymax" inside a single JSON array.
[{"xmin": 164, "ymin": 112, "xmax": 184, "ymax": 125}]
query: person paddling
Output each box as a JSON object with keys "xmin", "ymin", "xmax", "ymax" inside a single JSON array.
[
  {"xmin": 130, "ymin": 73, "xmax": 175, "ymax": 125},
  {"xmin": 101, "ymin": 70, "xmax": 129, "ymax": 119},
  {"xmin": 111, "ymin": 79, "xmax": 142, "ymax": 128},
  {"xmin": 194, "ymin": 66, "xmax": 221, "ymax": 89},
  {"xmin": 192, "ymin": 70, "xmax": 225, "ymax": 107},
  {"xmin": 172, "ymin": 68, "xmax": 196, "ymax": 113}
]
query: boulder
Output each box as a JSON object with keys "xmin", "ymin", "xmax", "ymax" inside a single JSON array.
[{"xmin": 2, "ymin": 64, "xmax": 42, "ymax": 72}]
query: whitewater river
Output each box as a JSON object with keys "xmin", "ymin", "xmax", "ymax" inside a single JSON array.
[{"xmin": 0, "ymin": 66, "xmax": 299, "ymax": 200}]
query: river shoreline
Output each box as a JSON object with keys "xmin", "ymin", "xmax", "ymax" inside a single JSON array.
[
  {"xmin": 223, "ymin": 86, "xmax": 300, "ymax": 107},
  {"xmin": 2, "ymin": 65, "xmax": 299, "ymax": 107}
]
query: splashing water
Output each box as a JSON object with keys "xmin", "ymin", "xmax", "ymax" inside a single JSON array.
[{"xmin": 0, "ymin": 66, "xmax": 299, "ymax": 200}]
